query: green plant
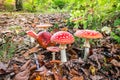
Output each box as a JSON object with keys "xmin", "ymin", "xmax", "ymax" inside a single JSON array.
[
  {"xmin": 4, "ymin": 0, "xmax": 15, "ymax": 11},
  {"xmin": 110, "ymin": 28, "xmax": 120, "ymax": 43},
  {"xmin": 70, "ymin": 0, "xmax": 120, "ymax": 30},
  {"xmin": 23, "ymin": 0, "xmax": 37, "ymax": 12},
  {"xmin": 0, "ymin": 33, "xmax": 17, "ymax": 61},
  {"xmin": 51, "ymin": 0, "xmax": 66, "ymax": 9},
  {"xmin": 114, "ymin": 18, "xmax": 120, "ymax": 27}
]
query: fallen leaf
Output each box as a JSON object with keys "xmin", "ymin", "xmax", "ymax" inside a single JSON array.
[
  {"xmin": 38, "ymin": 54, "xmax": 45, "ymax": 61},
  {"xmin": 33, "ymin": 18, "xmax": 39, "ymax": 23},
  {"xmin": 34, "ymin": 75, "xmax": 41, "ymax": 80},
  {"xmin": 31, "ymin": 23, "xmax": 36, "ymax": 27},
  {"xmin": 90, "ymin": 75, "xmax": 103, "ymax": 80},
  {"xmin": 14, "ymin": 69, "xmax": 30, "ymax": 80},
  {"xmin": 110, "ymin": 59, "xmax": 120, "ymax": 67},
  {"xmin": 89, "ymin": 65, "xmax": 96, "ymax": 75},
  {"xmin": 60, "ymin": 27, "xmax": 68, "ymax": 31},
  {"xmin": 13, "ymin": 64, "xmax": 20, "ymax": 74},
  {"xmin": 70, "ymin": 69, "xmax": 79, "ymax": 76},
  {"xmin": 71, "ymin": 76, "xmax": 84, "ymax": 80},
  {"xmin": 23, "ymin": 46, "xmax": 39, "ymax": 57},
  {"xmin": 20, "ymin": 60, "xmax": 31, "ymax": 71},
  {"xmin": 53, "ymin": 72, "xmax": 62, "ymax": 80},
  {"xmin": 30, "ymin": 65, "xmax": 37, "ymax": 71},
  {"xmin": 0, "ymin": 62, "xmax": 7, "ymax": 71},
  {"xmin": 0, "ymin": 62, "xmax": 10, "ymax": 75}
]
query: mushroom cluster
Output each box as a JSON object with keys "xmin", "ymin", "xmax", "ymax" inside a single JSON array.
[{"xmin": 27, "ymin": 23, "xmax": 103, "ymax": 62}]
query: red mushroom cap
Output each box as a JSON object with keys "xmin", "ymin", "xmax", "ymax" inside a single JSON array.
[
  {"xmin": 46, "ymin": 46, "xmax": 60, "ymax": 52},
  {"xmin": 74, "ymin": 30, "xmax": 103, "ymax": 39},
  {"xmin": 27, "ymin": 31, "xmax": 55, "ymax": 48},
  {"xmin": 51, "ymin": 31, "xmax": 74, "ymax": 44},
  {"xmin": 37, "ymin": 31, "xmax": 52, "ymax": 48}
]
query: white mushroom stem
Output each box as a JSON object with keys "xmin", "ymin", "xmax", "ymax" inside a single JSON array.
[
  {"xmin": 84, "ymin": 48, "xmax": 89, "ymax": 60},
  {"xmin": 83, "ymin": 38, "xmax": 90, "ymax": 60},
  {"xmin": 51, "ymin": 52, "xmax": 56, "ymax": 60},
  {"xmin": 59, "ymin": 44, "xmax": 67, "ymax": 62},
  {"xmin": 83, "ymin": 38, "xmax": 90, "ymax": 48}
]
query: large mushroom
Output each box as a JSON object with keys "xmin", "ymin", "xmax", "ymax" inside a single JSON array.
[
  {"xmin": 74, "ymin": 30, "xmax": 103, "ymax": 60},
  {"xmin": 51, "ymin": 31, "xmax": 74, "ymax": 62},
  {"xmin": 27, "ymin": 30, "xmax": 55, "ymax": 48},
  {"xmin": 46, "ymin": 46, "xmax": 60, "ymax": 60},
  {"xmin": 36, "ymin": 23, "xmax": 53, "ymax": 31}
]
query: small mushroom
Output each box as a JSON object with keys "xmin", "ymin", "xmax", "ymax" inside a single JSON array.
[
  {"xmin": 36, "ymin": 23, "xmax": 53, "ymax": 31},
  {"xmin": 46, "ymin": 46, "xmax": 60, "ymax": 60},
  {"xmin": 51, "ymin": 31, "xmax": 74, "ymax": 62},
  {"xmin": 74, "ymin": 30, "xmax": 103, "ymax": 60}
]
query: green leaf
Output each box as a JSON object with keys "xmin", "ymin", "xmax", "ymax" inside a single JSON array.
[{"xmin": 114, "ymin": 19, "xmax": 120, "ymax": 27}]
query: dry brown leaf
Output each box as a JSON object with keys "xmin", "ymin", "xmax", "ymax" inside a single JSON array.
[
  {"xmin": 30, "ymin": 65, "xmax": 37, "ymax": 71},
  {"xmin": 62, "ymin": 77, "xmax": 67, "ymax": 80},
  {"xmin": 31, "ymin": 23, "xmax": 36, "ymax": 27},
  {"xmin": 33, "ymin": 18, "xmax": 39, "ymax": 23},
  {"xmin": 13, "ymin": 64, "xmax": 20, "ymax": 74},
  {"xmin": 38, "ymin": 54, "xmax": 45, "ymax": 61},
  {"xmin": 67, "ymin": 48, "xmax": 78, "ymax": 59},
  {"xmin": 115, "ymin": 44, "xmax": 120, "ymax": 48},
  {"xmin": 53, "ymin": 73, "xmax": 62, "ymax": 80},
  {"xmin": 90, "ymin": 75, "xmax": 103, "ymax": 80},
  {"xmin": 80, "ymin": 68, "xmax": 89, "ymax": 76},
  {"xmin": 110, "ymin": 59, "xmax": 120, "ymax": 67},
  {"xmin": 71, "ymin": 76, "xmax": 84, "ymax": 80},
  {"xmin": 29, "ymin": 72, "xmax": 37, "ymax": 80},
  {"xmin": 14, "ymin": 69, "xmax": 30, "ymax": 80},
  {"xmin": 20, "ymin": 60, "xmax": 31, "ymax": 71},
  {"xmin": 0, "ymin": 62, "xmax": 7, "ymax": 75},
  {"xmin": 60, "ymin": 27, "xmax": 68, "ymax": 31},
  {"xmin": 0, "ymin": 62, "xmax": 7, "ymax": 71},
  {"xmin": 70, "ymin": 69, "xmax": 79, "ymax": 75},
  {"xmin": 23, "ymin": 46, "xmax": 39, "ymax": 57}
]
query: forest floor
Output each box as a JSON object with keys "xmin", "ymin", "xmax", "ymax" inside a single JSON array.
[{"xmin": 0, "ymin": 13, "xmax": 120, "ymax": 80}]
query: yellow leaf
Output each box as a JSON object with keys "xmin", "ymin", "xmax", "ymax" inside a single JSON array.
[
  {"xmin": 35, "ymin": 75, "xmax": 41, "ymax": 80},
  {"xmin": 15, "ymin": 29, "xmax": 19, "ymax": 34},
  {"xmin": 89, "ymin": 65, "xmax": 96, "ymax": 75}
]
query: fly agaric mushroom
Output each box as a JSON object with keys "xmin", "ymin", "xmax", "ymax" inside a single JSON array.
[
  {"xmin": 27, "ymin": 30, "xmax": 55, "ymax": 48},
  {"xmin": 51, "ymin": 31, "xmax": 74, "ymax": 62},
  {"xmin": 74, "ymin": 30, "xmax": 103, "ymax": 60},
  {"xmin": 36, "ymin": 23, "xmax": 53, "ymax": 31},
  {"xmin": 46, "ymin": 46, "xmax": 60, "ymax": 60}
]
